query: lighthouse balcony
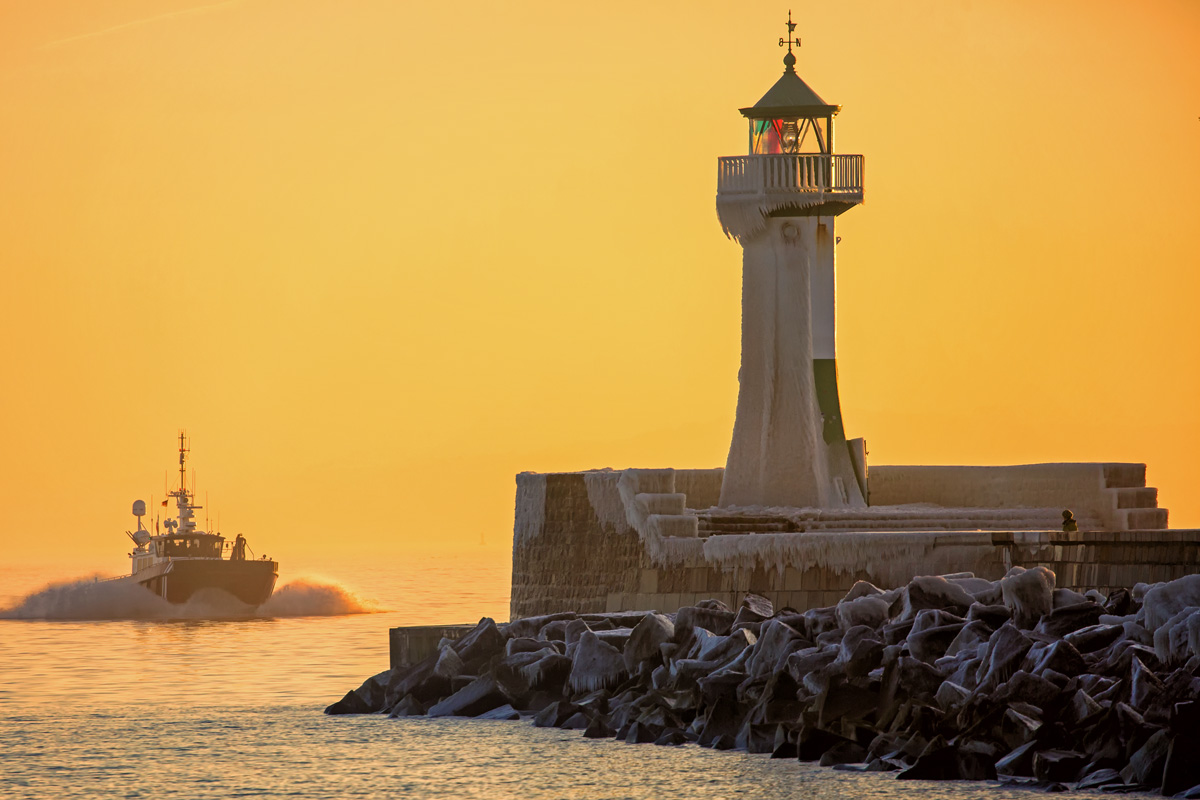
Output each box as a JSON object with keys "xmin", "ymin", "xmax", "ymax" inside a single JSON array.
[{"xmin": 716, "ymin": 154, "xmax": 864, "ymax": 240}]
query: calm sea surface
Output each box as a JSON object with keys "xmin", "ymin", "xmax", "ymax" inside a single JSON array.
[{"xmin": 1, "ymin": 555, "xmax": 1116, "ymax": 799}]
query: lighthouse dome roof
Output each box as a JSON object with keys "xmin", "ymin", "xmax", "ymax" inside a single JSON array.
[{"xmin": 740, "ymin": 58, "xmax": 840, "ymax": 119}]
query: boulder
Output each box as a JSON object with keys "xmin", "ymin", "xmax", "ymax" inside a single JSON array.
[
  {"xmin": 816, "ymin": 682, "xmax": 878, "ymax": 728},
  {"xmin": 653, "ymin": 729, "xmax": 689, "ymax": 746},
  {"xmin": 1027, "ymin": 639, "xmax": 1086, "ymax": 679},
  {"xmin": 559, "ymin": 711, "xmax": 591, "ymax": 730},
  {"xmin": 1033, "ymin": 749, "xmax": 1088, "ymax": 782},
  {"xmin": 386, "ymin": 693, "xmax": 424, "ymax": 718},
  {"xmin": 1066, "ymin": 623, "xmax": 1126, "ymax": 654},
  {"xmin": 324, "ymin": 669, "xmax": 389, "ymax": 714},
  {"xmin": 976, "ymin": 623, "xmax": 1033, "ymax": 692},
  {"xmin": 519, "ymin": 651, "xmax": 573, "ymax": 692},
  {"xmin": 1063, "ymin": 689, "xmax": 1103, "ymax": 725},
  {"xmin": 1142, "ymin": 575, "xmax": 1200, "ymax": 632},
  {"xmin": 696, "ymin": 696, "xmax": 743, "ymax": 748},
  {"xmin": 836, "ymin": 594, "xmax": 890, "ymax": 630},
  {"xmin": 1000, "ymin": 566, "xmax": 1056, "ymax": 628},
  {"xmin": 1154, "ymin": 607, "xmax": 1200, "ymax": 667},
  {"xmin": 454, "ymin": 617, "xmax": 507, "ymax": 666},
  {"xmin": 898, "ymin": 744, "xmax": 996, "ymax": 781},
  {"xmin": 945, "ymin": 620, "xmax": 991, "ymax": 658},
  {"xmin": 505, "ymin": 637, "xmax": 549, "ymax": 656},
  {"xmin": 568, "ymin": 631, "xmax": 627, "ymax": 694},
  {"xmin": 745, "ymin": 619, "xmax": 805, "ymax": 678},
  {"xmin": 1034, "ymin": 601, "xmax": 1104, "ymax": 638},
  {"xmin": 476, "ymin": 704, "xmax": 520, "ymax": 721},
  {"xmin": 818, "ymin": 740, "xmax": 868, "ymax": 766},
  {"xmin": 1121, "ymin": 728, "xmax": 1171, "ymax": 786},
  {"xmin": 1130, "ymin": 655, "xmax": 1165, "ymax": 712},
  {"xmin": 995, "ymin": 671, "xmax": 1060, "ymax": 709},
  {"xmin": 324, "ymin": 688, "xmax": 374, "ymax": 715},
  {"xmin": 997, "ymin": 708, "xmax": 1042, "ymax": 751},
  {"xmin": 785, "ymin": 646, "xmax": 838, "ymax": 684},
  {"xmin": 771, "ymin": 740, "xmax": 798, "ymax": 759},
  {"xmin": 842, "ymin": 580, "xmax": 885, "ymax": 602},
  {"xmin": 1104, "ymin": 588, "xmax": 1134, "ymax": 617},
  {"xmin": 740, "ymin": 592, "xmax": 774, "ymax": 618},
  {"xmin": 995, "ymin": 740, "xmax": 1039, "ymax": 777},
  {"xmin": 433, "ymin": 644, "xmax": 465, "ymax": 679},
  {"xmin": 736, "ymin": 722, "xmax": 779, "ymax": 754},
  {"xmin": 898, "ymin": 576, "xmax": 975, "ymax": 621},
  {"xmin": 797, "ymin": 726, "xmax": 860, "ymax": 762},
  {"xmin": 967, "ymin": 602, "xmax": 1012, "ymax": 629},
  {"xmin": 427, "ymin": 675, "xmax": 509, "ymax": 718},
  {"xmin": 564, "ymin": 618, "xmax": 592, "ymax": 646},
  {"xmin": 623, "ymin": 613, "xmax": 674, "ymax": 673},
  {"xmin": 934, "ymin": 681, "xmax": 970, "ymax": 712},
  {"xmin": 907, "ymin": 623, "xmax": 964, "ymax": 664},
  {"xmin": 582, "ymin": 717, "xmax": 614, "ymax": 738},
  {"xmin": 532, "ymin": 700, "xmax": 578, "ymax": 728},
  {"xmin": 1052, "ymin": 587, "xmax": 1089, "ymax": 608},
  {"xmin": 1077, "ymin": 767, "xmax": 1123, "ymax": 790},
  {"xmin": 504, "ymin": 611, "xmax": 576, "ymax": 640},
  {"xmin": 674, "ymin": 605, "xmax": 734, "ymax": 643}
]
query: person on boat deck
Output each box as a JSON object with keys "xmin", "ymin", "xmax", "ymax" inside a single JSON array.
[{"xmin": 232, "ymin": 534, "xmax": 247, "ymax": 561}]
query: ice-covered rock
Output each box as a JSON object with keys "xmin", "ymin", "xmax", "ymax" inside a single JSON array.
[
  {"xmin": 1142, "ymin": 575, "xmax": 1200, "ymax": 632},
  {"xmin": 331, "ymin": 566, "xmax": 1200, "ymax": 798},
  {"xmin": 623, "ymin": 613, "xmax": 674, "ymax": 673},
  {"xmin": 1033, "ymin": 601, "xmax": 1102, "ymax": 638},
  {"xmin": 1153, "ymin": 607, "xmax": 1200, "ymax": 666},
  {"xmin": 1000, "ymin": 566, "xmax": 1055, "ymax": 628},
  {"xmin": 568, "ymin": 630, "xmax": 627, "ymax": 693},
  {"xmin": 836, "ymin": 594, "xmax": 889, "ymax": 630},
  {"xmin": 433, "ymin": 644, "xmax": 465, "ymax": 679},
  {"xmin": 898, "ymin": 576, "xmax": 975, "ymax": 620}
]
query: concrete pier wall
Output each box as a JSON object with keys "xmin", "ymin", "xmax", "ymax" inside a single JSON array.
[{"xmin": 510, "ymin": 467, "xmax": 1195, "ymax": 619}]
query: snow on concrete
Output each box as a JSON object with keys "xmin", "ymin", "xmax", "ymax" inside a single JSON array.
[{"xmin": 513, "ymin": 472, "xmax": 547, "ymax": 546}]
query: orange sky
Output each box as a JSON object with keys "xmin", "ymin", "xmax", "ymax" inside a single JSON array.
[{"xmin": 1, "ymin": 1, "xmax": 1197, "ymax": 569}]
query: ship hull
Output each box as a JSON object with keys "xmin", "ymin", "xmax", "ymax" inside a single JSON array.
[{"xmin": 134, "ymin": 559, "xmax": 278, "ymax": 607}]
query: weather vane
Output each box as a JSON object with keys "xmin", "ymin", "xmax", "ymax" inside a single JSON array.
[{"xmin": 779, "ymin": 10, "xmax": 801, "ymax": 53}]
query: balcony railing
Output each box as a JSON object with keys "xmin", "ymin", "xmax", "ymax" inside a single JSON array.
[{"xmin": 717, "ymin": 154, "xmax": 864, "ymax": 195}]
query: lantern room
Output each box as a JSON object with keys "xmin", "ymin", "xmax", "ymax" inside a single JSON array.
[{"xmin": 740, "ymin": 15, "xmax": 840, "ymax": 156}]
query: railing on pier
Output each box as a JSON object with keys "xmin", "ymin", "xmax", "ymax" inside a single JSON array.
[{"xmin": 717, "ymin": 154, "xmax": 864, "ymax": 195}]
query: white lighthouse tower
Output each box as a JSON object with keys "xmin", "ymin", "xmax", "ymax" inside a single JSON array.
[{"xmin": 717, "ymin": 14, "xmax": 867, "ymax": 510}]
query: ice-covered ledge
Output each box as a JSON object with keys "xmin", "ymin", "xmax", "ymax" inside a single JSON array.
[
  {"xmin": 716, "ymin": 154, "xmax": 864, "ymax": 242},
  {"xmin": 510, "ymin": 465, "xmax": 1184, "ymax": 618}
]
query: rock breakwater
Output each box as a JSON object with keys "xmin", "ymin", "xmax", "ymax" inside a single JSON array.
[{"xmin": 328, "ymin": 567, "xmax": 1200, "ymax": 796}]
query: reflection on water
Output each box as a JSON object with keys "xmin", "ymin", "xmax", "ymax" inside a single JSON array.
[
  {"xmin": 0, "ymin": 553, "xmax": 511, "ymax": 709},
  {"xmin": 0, "ymin": 709, "xmax": 1128, "ymax": 800},
  {"xmin": 0, "ymin": 554, "xmax": 1142, "ymax": 799}
]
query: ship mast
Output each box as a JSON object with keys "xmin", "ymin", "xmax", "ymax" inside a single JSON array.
[
  {"xmin": 166, "ymin": 431, "xmax": 202, "ymax": 536},
  {"xmin": 178, "ymin": 431, "xmax": 189, "ymax": 504}
]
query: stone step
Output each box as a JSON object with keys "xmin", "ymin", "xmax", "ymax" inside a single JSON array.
[
  {"xmin": 1120, "ymin": 507, "xmax": 1169, "ymax": 530},
  {"xmin": 701, "ymin": 513, "xmax": 1108, "ymax": 535},
  {"xmin": 1115, "ymin": 487, "xmax": 1158, "ymax": 509},
  {"xmin": 636, "ymin": 493, "xmax": 686, "ymax": 515},
  {"xmin": 1104, "ymin": 464, "xmax": 1146, "ymax": 489},
  {"xmin": 701, "ymin": 515, "xmax": 796, "ymax": 526},
  {"xmin": 697, "ymin": 521, "xmax": 797, "ymax": 533}
]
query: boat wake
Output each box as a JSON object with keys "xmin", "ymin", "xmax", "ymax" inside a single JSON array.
[{"xmin": 0, "ymin": 575, "xmax": 378, "ymax": 621}]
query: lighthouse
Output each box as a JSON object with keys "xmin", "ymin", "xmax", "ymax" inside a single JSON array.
[{"xmin": 717, "ymin": 14, "xmax": 867, "ymax": 510}]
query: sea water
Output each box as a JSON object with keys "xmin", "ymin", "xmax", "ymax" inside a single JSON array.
[{"xmin": 0, "ymin": 556, "xmax": 1127, "ymax": 800}]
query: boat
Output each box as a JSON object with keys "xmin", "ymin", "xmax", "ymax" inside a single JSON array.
[{"xmin": 123, "ymin": 434, "xmax": 278, "ymax": 606}]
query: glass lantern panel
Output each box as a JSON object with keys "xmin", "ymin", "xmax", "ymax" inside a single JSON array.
[
  {"xmin": 751, "ymin": 119, "xmax": 784, "ymax": 154},
  {"xmin": 751, "ymin": 118, "xmax": 831, "ymax": 154}
]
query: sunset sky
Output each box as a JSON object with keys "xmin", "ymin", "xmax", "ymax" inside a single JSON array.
[{"xmin": 2, "ymin": 1, "xmax": 1197, "ymax": 569}]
